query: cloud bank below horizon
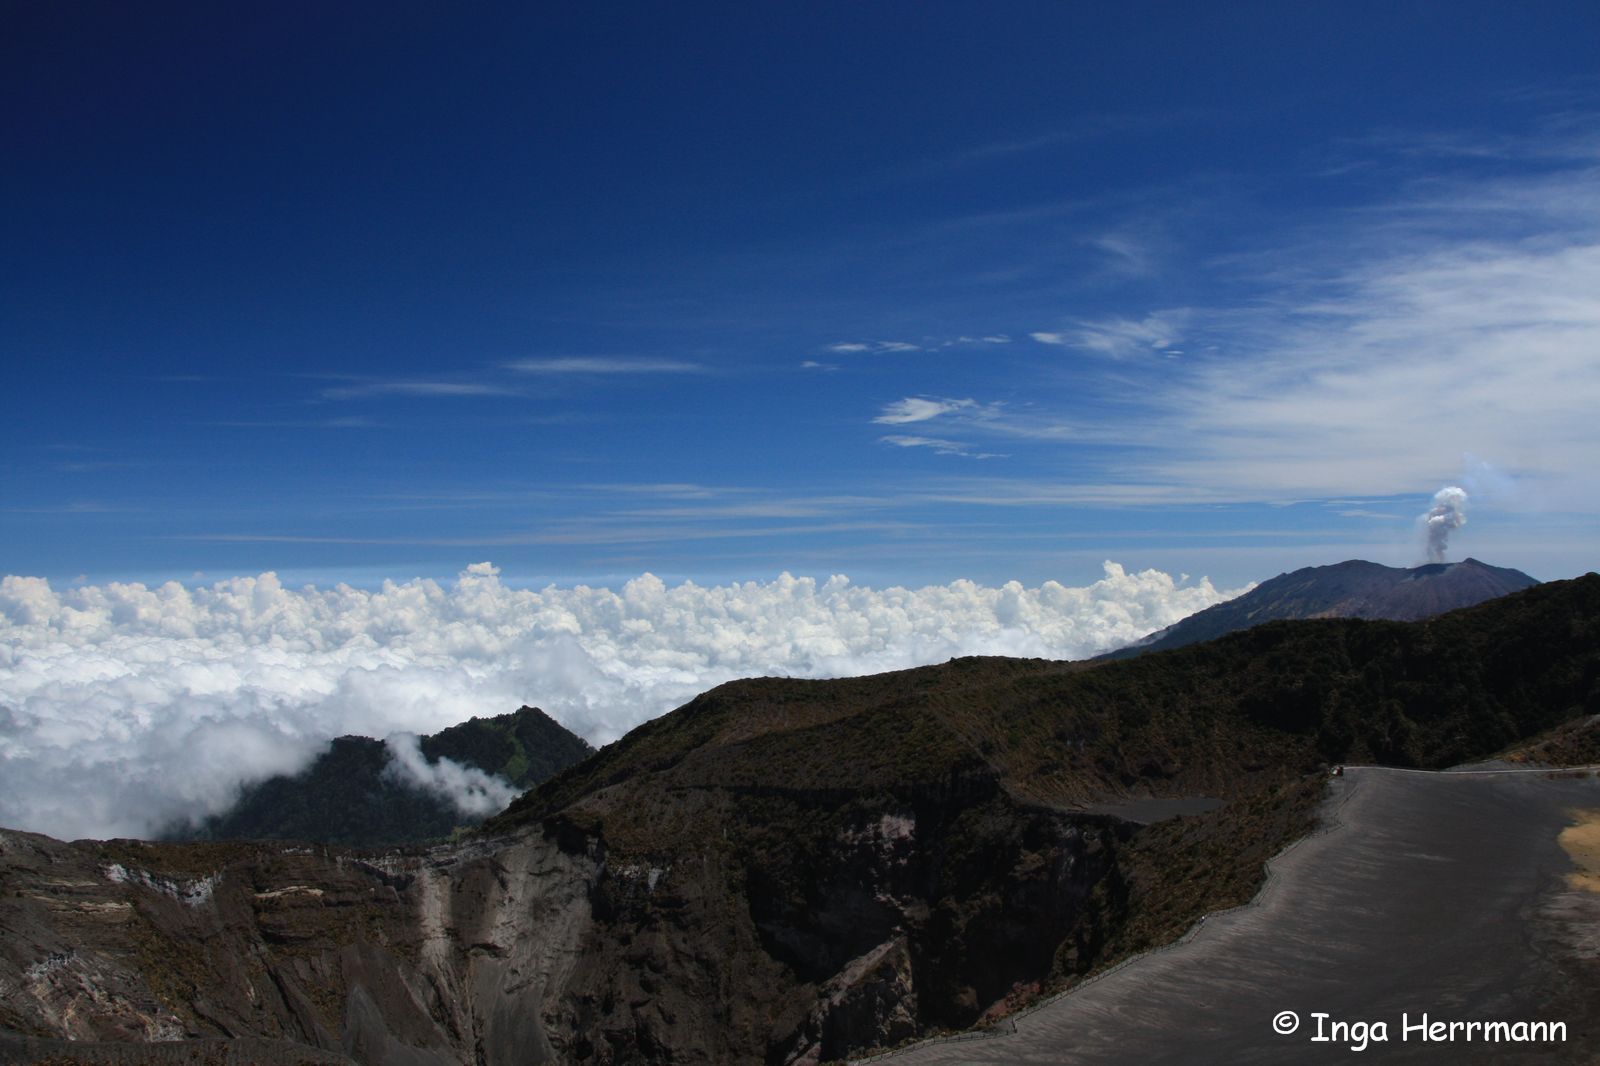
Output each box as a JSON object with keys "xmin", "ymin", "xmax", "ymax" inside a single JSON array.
[{"xmin": 0, "ymin": 562, "xmax": 1244, "ymax": 840}]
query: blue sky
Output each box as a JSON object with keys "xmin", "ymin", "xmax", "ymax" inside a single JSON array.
[{"xmin": 5, "ymin": 2, "xmax": 1599, "ymax": 589}]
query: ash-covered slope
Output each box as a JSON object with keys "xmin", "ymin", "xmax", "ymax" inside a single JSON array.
[
  {"xmin": 4, "ymin": 574, "xmax": 1597, "ymax": 1065},
  {"xmin": 173, "ymin": 705, "xmax": 592, "ymax": 847},
  {"xmin": 1106, "ymin": 557, "xmax": 1538, "ymax": 659}
]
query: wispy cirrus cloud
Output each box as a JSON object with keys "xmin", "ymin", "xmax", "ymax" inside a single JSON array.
[
  {"xmin": 6, "ymin": 501, "xmax": 131, "ymax": 514},
  {"xmin": 878, "ymin": 434, "xmax": 999, "ymax": 459},
  {"xmin": 937, "ymin": 109, "xmax": 1220, "ymax": 168},
  {"xmin": 869, "ymin": 396, "xmax": 1083, "ymax": 461},
  {"xmin": 872, "ymin": 397, "xmax": 979, "ymax": 425},
  {"xmin": 178, "ymin": 521, "xmax": 913, "ymax": 548},
  {"xmin": 1088, "ymin": 232, "xmax": 1161, "ymax": 278},
  {"xmin": 825, "ymin": 340, "xmax": 921, "ymax": 354},
  {"xmin": 585, "ymin": 482, "xmax": 731, "ymax": 499},
  {"xmin": 312, "ymin": 358, "xmax": 706, "ymax": 403},
  {"xmin": 904, "ymin": 475, "xmax": 1230, "ymax": 508},
  {"xmin": 1075, "ymin": 156, "xmax": 1600, "ymax": 507},
  {"xmin": 210, "ymin": 416, "xmax": 381, "ymax": 429},
  {"xmin": 610, "ymin": 499, "xmax": 874, "ymax": 519},
  {"xmin": 505, "ymin": 357, "xmax": 707, "ymax": 374},
  {"xmin": 1031, "ymin": 309, "xmax": 1190, "ymax": 358},
  {"xmin": 848, "ymin": 124, "xmax": 1600, "ymax": 514},
  {"xmin": 1317, "ymin": 111, "xmax": 1600, "ymax": 174},
  {"xmin": 871, "ymin": 396, "xmax": 1074, "ymax": 444},
  {"xmin": 320, "ymin": 380, "xmax": 518, "ymax": 400},
  {"xmin": 941, "ymin": 334, "xmax": 1011, "ymax": 348},
  {"xmin": 825, "ymin": 335, "xmax": 1010, "ymax": 355},
  {"xmin": 1146, "ymin": 232, "xmax": 1600, "ymax": 502}
]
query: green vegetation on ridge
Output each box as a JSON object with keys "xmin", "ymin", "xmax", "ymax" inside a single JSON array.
[
  {"xmin": 497, "ymin": 574, "xmax": 1600, "ymax": 844},
  {"xmin": 181, "ymin": 705, "xmax": 593, "ymax": 847},
  {"xmin": 475, "ymin": 573, "xmax": 1599, "ymax": 1061}
]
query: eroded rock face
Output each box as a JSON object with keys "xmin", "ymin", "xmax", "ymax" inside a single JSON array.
[
  {"xmin": 0, "ymin": 825, "xmax": 599, "ymax": 1065},
  {"xmin": 0, "ymin": 791, "xmax": 1129, "ymax": 1065},
  {"xmin": 523, "ymin": 783, "xmax": 1132, "ymax": 1065}
]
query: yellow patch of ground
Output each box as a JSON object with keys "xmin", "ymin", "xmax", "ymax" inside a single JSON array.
[{"xmin": 1559, "ymin": 809, "xmax": 1600, "ymax": 893}]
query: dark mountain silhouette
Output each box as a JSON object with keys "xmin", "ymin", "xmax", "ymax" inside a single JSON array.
[
  {"xmin": 1104, "ymin": 557, "xmax": 1538, "ymax": 659},
  {"xmin": 172, "ymin": 705, "xmax": 592, "ymax": 846},
  {"xmin": 3, "ymin": 574, "xmax": 1597, "ymax": 1064}
]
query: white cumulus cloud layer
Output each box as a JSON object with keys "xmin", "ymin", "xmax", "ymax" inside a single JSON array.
[{"xmin": 0, "ymin": 561, "xmax": 1244, "ymax": 841}]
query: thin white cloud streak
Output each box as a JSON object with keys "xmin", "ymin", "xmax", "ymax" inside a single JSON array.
[
  {"xmin": 6, "ymin": 502, "xmax": 129, "ymax": 515},
  {"xmin": 826, "ymin": 340, "xmax": 922, "ymax": 354},
  {"xmin": 1088, "ymin": 233, "xmax": 1160, "ymax": 278},
  {"xmin": 904, "ymin": 477, "xmax": 1235, "ymax": 508},
  {"xmin": 826, "ymin": 336, "xmax": 1009, "ymax": 355},
  {"xmin": 210, "ymin": 416, "xmax": 381, "ymax": 429},
  {"xmin": 320, "ymin": 381, "xmax": 517, "ymax": 399},
  {"xmin": 880, "ymin": 434, "xmax": 969, "ymax": 454},
  {"xmin": 1031, "ymin": 309, "xmax": 1190, "ymax": 358},
  {"xmin": 991, "ymin": 153, "xmax": 1600, "ymax": 511},
  {"xmin": 873, "ymin": 397, "xmax": 978, "ymax": 424},
  {"xmin": 878, "ymin": 434, "xmax": 1000, "ymax": 459},
  {"xmin": 179, "ymin": 520, "xmax": 912, "ymax": 547},
  {"xmin": 1146, "ymin": 181, "xmax": 1600, "ymax": 502},
  {"xmin": 505, "ymin": 357, "xmax": 706, "ymax": 374},
  {"xmin": 0, "ymin": 561, "xmax": 1243, "ymax": 840},
  {"xmin": 872, "ymin": 397, "xmax": 1077, "ymax": 449},
  {"xmin": 610, "ymin": 498, "xmax": 875, "ymax": 519},
  {"xmin": 938, "ymin": 110, "xmax": 1219, "ymax": 168},
  {"xmin": 582, "ymin": 482, "xmax": 733, "ymax": 499}
]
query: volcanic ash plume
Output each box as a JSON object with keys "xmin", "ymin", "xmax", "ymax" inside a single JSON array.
[{"xmin": 1421, "ymin": 486, "xmax": 1469, "ymax": 563}]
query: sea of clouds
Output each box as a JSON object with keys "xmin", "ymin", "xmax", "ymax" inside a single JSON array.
[{"xmin": 0, "ymin": 561, "xmax": 1243, "ymax": 840}]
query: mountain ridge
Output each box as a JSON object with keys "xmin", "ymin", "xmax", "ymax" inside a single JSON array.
[
  {"xmin": 1103, "ymin": 556, "xmax": 1538, "ymax": 659},
  {"xmin": 171, "ymin": 705, "xmax": 593, "ymax": 847}
]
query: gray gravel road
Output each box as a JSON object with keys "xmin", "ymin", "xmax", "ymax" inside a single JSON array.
[{"xmin": 875, "ymin": 767, "xmax": 1600, "ymax": 1064}]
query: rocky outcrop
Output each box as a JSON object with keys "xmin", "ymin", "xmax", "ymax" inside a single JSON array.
[
  {"xmin": 0, "ymin": 825, "xmax": 599, "ymax": 1065},
  {"xmin": 0, "ymin": 789, "xmax": 1149, "ymax": 1065},
  {"xmin": 532, "ymin": 784, "xmax": 1138, "ymax": 1064}
]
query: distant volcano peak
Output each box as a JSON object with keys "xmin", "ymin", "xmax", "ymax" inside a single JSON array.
[{"xmin": 1105, "ymin": 558, "xmax": 1539, "ymax": 659}]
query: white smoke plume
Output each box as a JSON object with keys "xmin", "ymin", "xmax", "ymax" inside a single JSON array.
[
  {"xmin": 1420, "ymin": 486, "xmax": 1469, "ymax": 563},
  {"xmin": 0, "ymin": 561, "xmax": 1243, "ymax": 841},
  {"xmin": 382, "ymin": 733, "xmax": 520, "ymax": 817}
]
